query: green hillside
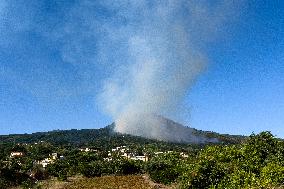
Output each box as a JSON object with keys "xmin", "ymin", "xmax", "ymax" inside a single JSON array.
[{"xmin": 0, "ymin": 123, "xmax": 245, "ymax": 148}]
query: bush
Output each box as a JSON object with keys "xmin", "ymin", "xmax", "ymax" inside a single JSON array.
[
  {"xmin": 146, "ymin": 153, "xmax": 183, "ymax": 185},
  {"xmin": 31, "ymin": 165, "xmax": 49, "ymax": 180},
  {"xmin": 46, "ymin": 160, "xmax": 69, "ymax": 180},
  {"xmin": 260, "ymin": 162, "xmax": 284, "ymax": 187},
  {"xmin": 217, "ymin": 170, "xmax": 259, "ymax": 189},
  {"xmin": 21, "ymin": 179, "xmax": 35, "ymax": 189},
  {"xmin": 110, "ymin": 159, "xmax": 142, "ymax": 175},
  {"xmin": 79, "ymin": 159, "xmax": 142, "ymax": 177},
  {"xmin": 80, "ymin": 161, "xmax": 103, "ymax": 177}
]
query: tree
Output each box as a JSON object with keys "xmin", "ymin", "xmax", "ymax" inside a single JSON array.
[{"xmin": 146, "ymin": 153, "xmax": 183, "ymax": 185}]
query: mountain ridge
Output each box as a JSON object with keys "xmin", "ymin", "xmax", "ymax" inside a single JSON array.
[{"xmin": 0, "ymin": 117, "xmax": 245, "ymax": 146}]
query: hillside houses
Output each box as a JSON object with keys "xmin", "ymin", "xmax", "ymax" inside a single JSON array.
[
  {"xmin": 107, "ymin": 146, "xmax": 149, "ymax": 162},
  {"xmin": 79, "ymin": 147, "xmax": 97, "ymax": 152},
  {"xmin": 38, "ymin": 158, "xmax": 54, "ymax": 168},
  {"xmin": 37, "ymin": 153, "xmax": 60, "ymax": 168},
  {"xmin": 7, "ymin": 143, "xmax": 188, "ymax": 171},
  {"xmin": 10, "ymin": 152, "xmax": 24, "ymax": 158},
  {"xmin": 130, "ymin": 155, "xmax": 148, "ymax": 161},
  {"xmin": 84, "ymin": 145, "xmax": 189, "ymax": 162}
]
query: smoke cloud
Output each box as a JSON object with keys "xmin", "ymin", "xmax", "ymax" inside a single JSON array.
[
  {"xmin": 0, "ymin": 0, "xmax": 243, "ymax": 138},
  {"xmin": 97, "ymin": 0, "xmax": 242, "ymax": 141}
]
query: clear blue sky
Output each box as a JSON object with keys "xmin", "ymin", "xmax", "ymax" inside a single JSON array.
[{"xmin": 0, "ymin": 1, "xmax": 283, "ymax": 137}]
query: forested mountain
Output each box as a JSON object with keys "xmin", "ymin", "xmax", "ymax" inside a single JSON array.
[{"xmin": 0, "ymin": 118, "xmax": 245, "ymax": 148}]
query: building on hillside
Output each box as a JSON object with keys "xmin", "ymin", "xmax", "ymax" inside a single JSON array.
[
  {"xmin": 10, "ymin": 152, "xmax": 24, "ymax": 158},
  {"xmin": 121, "ymin": 152, "xmax": 130, "ymax": 158},
  {"xmin": 154, "ymin": 152, "xmax": 164, "ymax": 155},
  {"xmin": 38, "ymin": 158, "xmax": 54, "ymax": 168},
  {"xmin": 104, "ymin": 157, "xmax": 112, "ymax": 161},
  {"xmin": 180, "ymin": 152, "xmax": 189, "ymax": 158},
  {"xmin": 51, "ymin": 153, "xmax": 58, "ymax": 160},
  {"xmin": 79, "ymin": 148, "xmax": 97, "ymax": 152},
  {"xmin": 130, "ymin": 155, "xmax": 149, "ymax": 162}
]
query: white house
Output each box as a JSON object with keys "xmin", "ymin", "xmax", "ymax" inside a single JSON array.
[
  {"xmin": 51, "ymin": 153, "xmax": 58, "ymax": 160},
  {"xmin": 39, "ymin": 158, "xmax": 54, "ymax": 168},
  {"xmin": 10, "ymin": 152, "xmax": 24, "ymax": 158},
  {"xmin": 130, "ymin": 155, "xmax": 149, "ymax": 162},
  {"xmin": 180, "ymin": 152, "xmax": 189, "ymax": 158}
]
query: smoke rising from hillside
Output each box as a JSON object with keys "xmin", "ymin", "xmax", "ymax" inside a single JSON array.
[
  {"xmin": 0, "ymin": 0, "xmax": 242, "ymax": 138},
  {"xmin": 98, "ymin": 0, "xmax": 242, "ymax": 141}
]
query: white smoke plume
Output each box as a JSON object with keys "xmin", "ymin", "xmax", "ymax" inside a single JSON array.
[
  {"xmin": 97, "ymin": 0, "xmax": 243, "ymax": 142},
  {"xmin": 0, "ymin": 0, "xmax": 243, "ymax": 139}
]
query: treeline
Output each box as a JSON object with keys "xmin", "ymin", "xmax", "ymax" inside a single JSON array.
[{"xmin": 0, "ymin": 123, "xmax": 245, "ymax": 147}]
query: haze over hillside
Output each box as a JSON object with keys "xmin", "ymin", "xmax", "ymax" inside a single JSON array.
[
  {"xmin": 114, "ymin": 114, "xmax": 219, "ymax": 143},
  {"xmin": 0, "ymin": 116, "xmax": 244, "ymax": 146}
]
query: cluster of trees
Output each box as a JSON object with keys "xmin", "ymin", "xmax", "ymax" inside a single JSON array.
[
  {"xmin": 0, "ymin": 143, "xmax": 54, "ymax": 188},
  {"xmin": 48, "ymin": 155, "xmax": 144, "ymax": 179},
  {"xmin": 145, "ymin": 132, "xmax": 284, "ymax": 188},
  {"xmin": 179, "ymin": 132, "xmax": 284, "ymax": 188}
]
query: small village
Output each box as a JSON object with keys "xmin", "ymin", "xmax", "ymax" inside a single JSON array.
[{"xmin": 7, "ymin": 142, "xmax": 189, "ymax": 169}]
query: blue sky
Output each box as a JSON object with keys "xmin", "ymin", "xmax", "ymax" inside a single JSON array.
[{"xmin": 0, "ymin": 0, "xmax": 283, "ymax": 137}]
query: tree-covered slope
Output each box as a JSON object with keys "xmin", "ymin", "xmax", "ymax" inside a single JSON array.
[{"xmin": 0, "ymin": 121, "xmax": 245, "ymax": 148}]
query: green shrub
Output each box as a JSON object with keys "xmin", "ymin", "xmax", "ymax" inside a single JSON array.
[
  {"xmin": 79, "ymin": 159, "xmax": 142, "ymax": 177},
  {"xmin": 217, "ymin": 170, "xmax": 259, "ymax": 189},
  {"xmin": 79, "ymin": 161, "xmax": 103, "ymax": 177},
  {"xmin": 260, "ymin": 162, "xmax": 284, "ymax": 187},
  {"xmin": 146, "ymin": 153, "xmax": 183, "ymax": 185},
  {"xmin": 21, "ymin": 179, "xmax": 35, "ymax": 189},
  {"xmin": 46, "ymin": 160, "xmax": 69, "ymax": 180},
  {"xmin": 179, "ymin": 132, "xmax": 284, "ymax": 189}
]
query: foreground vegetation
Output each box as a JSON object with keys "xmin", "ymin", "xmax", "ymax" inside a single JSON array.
[
  {"xmin": 0, "ymin": 131, "xmax": 283, "ymax": 188},
  {"xmin": 179, "ymin": 132, "xmax": 284, "ymax": 188}
]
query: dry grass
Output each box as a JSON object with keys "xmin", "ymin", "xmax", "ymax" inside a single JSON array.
[
  {"xmin": 63, "ymin": 175, "xmax": 158, "ymax": 189},
  {"xmin": 37, "ymin": 175, "xmax": 173, "ymax": 189},
  {"xmin": 37, "ymin": 177, "xmax": 70, "ymax": 189}
]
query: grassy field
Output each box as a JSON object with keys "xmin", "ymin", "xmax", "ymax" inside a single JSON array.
[{"xmin": 38, "ymin": 175, "xmax": 172, "ymax": 189}]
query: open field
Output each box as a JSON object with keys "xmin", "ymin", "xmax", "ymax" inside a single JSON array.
[{"xmin": 38, "ymin": 175, "xmax": 173, "ymax": 189}]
